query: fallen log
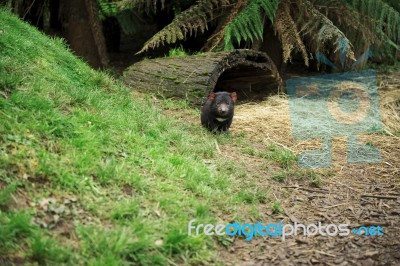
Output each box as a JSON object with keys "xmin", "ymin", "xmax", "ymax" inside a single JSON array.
[{"xmin": 123, "ymin": 49, "xmax": 283, "ymax": 105}]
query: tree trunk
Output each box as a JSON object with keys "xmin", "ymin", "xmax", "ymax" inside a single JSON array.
[{"xmin": 65, "ymin": 0, "xmax": 108, "ymax": 68}]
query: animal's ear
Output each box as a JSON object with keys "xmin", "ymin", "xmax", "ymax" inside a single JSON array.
[
  {"xmin": 208, "ymin": 92, "xmax": 216, "ymax": 100},
  {"xmin": 231, "ymin": 92, "xmax": 237, "ymax": 102}
]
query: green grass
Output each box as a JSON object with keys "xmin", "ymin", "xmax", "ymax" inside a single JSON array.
[
  {"xmin": 165, "ymin": 46, "xmax": 206, "ymax": 58},
  {"xmin": 166, "ymin": 46, "xmax": 188, "ymax": 58},
  {"xmin": 271, "ymin": 169, "xmax": 322, "ymax": 186},
  {"xmin": 258, "ymin": 144, "xmax": 298, "ymax": 169},
  {"xmin": 0, "ymin": 9, "xmax": 295, "ymax": 265},
  {"xmin": 270, "ymin": 200, "xmax": 283, "ymax": 214}
]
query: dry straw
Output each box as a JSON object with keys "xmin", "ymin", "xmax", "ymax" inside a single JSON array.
[{"xmin": 231, "ymin": 74, "xmax": 399, "ymax": 172}]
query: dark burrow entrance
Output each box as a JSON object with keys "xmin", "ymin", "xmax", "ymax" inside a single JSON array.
[{"xmin": 214, "ymin": 65, "xmax": 282, "ymax": 104}]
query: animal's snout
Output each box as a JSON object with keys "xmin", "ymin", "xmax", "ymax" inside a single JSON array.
[{"xmin": 218, "ymin": 104, "xmax": 229, "ymax": 115}]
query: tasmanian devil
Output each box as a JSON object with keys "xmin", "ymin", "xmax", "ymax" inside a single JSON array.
[{"xmin": 201, "ymin": 91, "xmax": 237, "ymax": 132}]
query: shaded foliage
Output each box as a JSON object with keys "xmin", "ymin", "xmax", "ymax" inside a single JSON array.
[
  {"xmin": 2, "ymin": 0, "xmax": 399, "ymax": 67},
  {"xmin": 116, "ymin": 0, "xmax": 400, "ymax": 66}
]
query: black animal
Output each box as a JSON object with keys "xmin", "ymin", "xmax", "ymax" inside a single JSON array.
[{"xmin": 201, "ymin": 91, "xmax": 237, "ymax": 132}]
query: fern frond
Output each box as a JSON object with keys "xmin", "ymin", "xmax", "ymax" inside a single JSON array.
[
  {"xmin": 117, "ymin": 0, "xmax": 165, "ymax": 13},
  {"xmin": 257, "ymin": 0, "xmax": 279, "ymax": 22},
  {"xmin": 316, "ymin": 1, "xmax": 379, "ymax": 56},
  {"xmin": 98, "ymin": 0, "xmax": 120, "ymax": 19},
  {"xmin": 224, "ymin": 0, "xmax": 279, "ymax": 50},
  {"xmin": 300, "ymin": 0, "xmax": 356, "ymax": 62},
  {"xmin": 274, "ymin": 0, "xmax": 309, "ymax": 66},
  {"xmin": 203, "ymin": 0, "xmax": 248, "ymax": 51},
  {"xmin": 343, "ymin": 0, "xmax": 400, "ymax": 44},
  {"xmin": 138, "ymin": 0, "xmax": 224, "ymax": 53}
]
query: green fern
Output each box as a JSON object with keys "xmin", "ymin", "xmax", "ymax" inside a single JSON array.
[
  {"xmin": 339, "ymin": 0, "xmax": 400, "ymax": 59},
  {"xmin": 117, "ymin": 0, "xmax": 166, "ymax": 13},
  {"xmin": 138, "ymin": 0, "xmax": 220, "ymax": 53},
  {"xmin": 98, "ymin": 0, "xmax": 120, "ymax": 19},
  {"xmin": 300, "ymin": 0, "xmax": 356, "ymax": 63},
  {"xmin": 224, "ymin": 0, "xmax": 279, "ymax": 50},
  {"xmin": 383, "ymin": 0, "xmax": 400, "ymax": 12},
  {"xmin": 346, "ymin": 0, "xmax": 400, "ymax": 43},
  {"xmin": 133, "ymin": 0, "xmax": 399, "ymax": 64}
]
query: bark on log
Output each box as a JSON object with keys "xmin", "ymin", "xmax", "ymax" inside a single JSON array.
[{"xmin": 123, "ymin": 49, "xmax": 283, "ymax": 105}]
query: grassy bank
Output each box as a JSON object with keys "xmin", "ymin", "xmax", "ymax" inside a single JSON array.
[{"xmin": 0, "ymin": 9, "xmax": 247, "ymax": 265}]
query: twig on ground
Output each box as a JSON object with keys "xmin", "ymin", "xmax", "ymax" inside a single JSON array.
[
  {"xmin": 214, "ymin": 139, "xmax": 221, "ymax": 154},
  {"xmin": 302, "ymin": 250, "xmax": 337, "ymax": 257},
  {"xmin": 335, "ymin": 181, "xmax": 357, "ymax": 191},
  {"xmin": 282, "ymin": 185, "xmax": 328, "ymax": 194},
  {"xmin": 264, "ymin": 136, "xmax": 296, "ymax": 153},
  {"xmin": 323, "ymin": 203, "xmax": 347, "ymax": 209},
  {"xmin": 361, "ymin": 194, "xmax": 398, "ymax": 200}
]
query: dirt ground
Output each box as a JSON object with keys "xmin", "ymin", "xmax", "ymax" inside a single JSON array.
[{"xmin": 214, "ymin": 71, "xmax": 400, "ymax": 265}]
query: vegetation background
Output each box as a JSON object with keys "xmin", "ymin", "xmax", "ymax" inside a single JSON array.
[
  {"xmin": 0, "ymin": 0, "xmax": 399, "ymax": 265},
  {"xmin": 1, "ymin": 0, "xmax": 399, "ymax": 71}
]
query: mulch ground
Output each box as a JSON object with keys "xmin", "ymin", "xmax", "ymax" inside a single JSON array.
[{"xmin": 215, "ymin": 71, "xmax": 400, "ymax": 265}]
